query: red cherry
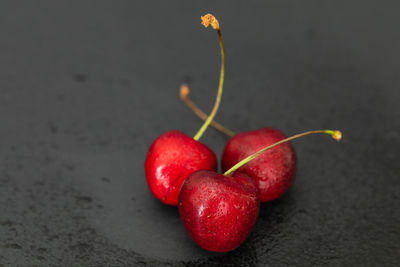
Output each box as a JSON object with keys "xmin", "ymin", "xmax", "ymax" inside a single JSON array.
[
  {"xmin": 145, "ymin": 130, "xmax": 217, "ymax": 205},
  {"xmin": 145, "ymin": 14, "xmax": 226, "ymax": 206},
  {"xmin": 221, "ymin": 128, "xmax": 296, "ymax": 202},
  {"xmin": 178, "ymin": 170, "xmax": 260, "ymax": 252}
]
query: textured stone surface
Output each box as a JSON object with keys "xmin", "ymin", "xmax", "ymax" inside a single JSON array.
[{"xmin": 0, "ymin": 1, "xmax": 399, "ymax": 266}]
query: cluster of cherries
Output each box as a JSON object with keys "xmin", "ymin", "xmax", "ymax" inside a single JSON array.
[{"xmin": 145, "ymin": 14, "xmax": 341, "ymax": 253}]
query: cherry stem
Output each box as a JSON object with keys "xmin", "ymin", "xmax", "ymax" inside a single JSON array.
[
  {"xmin": 193, "ymin": 14, "xmax": 225, "ymax": 141},
  {"xmin": 180, "ymin": 84, "xmax": 235, "ymax": 137},
  {"xmin": 224, "ymin": 129, "xmax": 342, "ymax": 176}
]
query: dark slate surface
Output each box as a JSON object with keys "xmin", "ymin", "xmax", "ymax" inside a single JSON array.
[{"xmin": 1, "ymin": 1, "xmax": 399, "ymax": 266}]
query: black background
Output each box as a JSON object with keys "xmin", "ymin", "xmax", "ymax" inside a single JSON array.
[{"xmin": 1, "ymin": 1, "xmax": 399, "ymax": 266}]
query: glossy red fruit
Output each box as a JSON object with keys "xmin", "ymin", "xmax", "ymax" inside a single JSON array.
[
  {"xmin": 179, "ymin": 170, "xmax": 260, "ymax": 252},
  {"xmin": 145, "ymin": 130, "xmax": 217, "ymax": 206},
  {"xmin": 221, "ymin": 128, "xmax": 297, "ymax": 202}
]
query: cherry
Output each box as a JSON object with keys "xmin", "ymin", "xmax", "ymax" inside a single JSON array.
[
  {"xmin": 179, "ymin": 130, "xmax": 341, "ymax": 252},
  {"xmin": 145, "ymin": 130, "xmax": 217, "ymax": 205},
  {"xmin": 178, "ymin": 170, "xmax": 260, "ymax": 252},
  {"xmin": 222, "ymin": 128, "xmax": 296, "ymax": 202},
  {"xmin": 145, "ymin": 14, "xmax": 226, "ymax": 206}
]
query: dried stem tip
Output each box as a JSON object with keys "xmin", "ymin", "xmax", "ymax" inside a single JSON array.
[
  {"xmin": 332, "ymin": 130, "xmax": 342, "ymax": 141},
  {"xmin": 201, "ymin": 14, "xmax": 220, "ymax": 30},
  {"xmin": 180, "ymin": 84, "xmax": 190, "ymax": 100}
]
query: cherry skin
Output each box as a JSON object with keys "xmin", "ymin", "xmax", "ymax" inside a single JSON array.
[
  {"xmin": 145, "ymin": 130, "xmax": 217, "ymax": 206},
  {"xmin": 221, "ymin": 128, "xmax": 296, "ymax": 202},
  {"xmin": 178, "ymin": 170, "xmax": 260, "ymax": 252}
]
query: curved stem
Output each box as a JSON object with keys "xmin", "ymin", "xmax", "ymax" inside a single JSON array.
[
  {"xmin": 193, "ymin": 15, "xmax": 225, "ymax": 141},
  {"xmin": 180, "ymin": 84, "xmax": 235, "ymax": 137},
  {"xmin": 224, "ymin": 129, "xmax": 342, "ymax": 176}
]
